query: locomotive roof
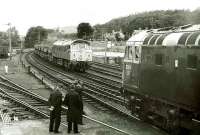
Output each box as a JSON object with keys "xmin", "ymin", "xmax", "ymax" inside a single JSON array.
[
  {"xmin": 71, "ymin": 39, "xmax": 90, "ymax": 45},
  {"xmin": 127, "ymin": 24, "xmax": 200, "ymax": 46},
  {"xmin": 53, "ymin": 40, "xmax": 72, "ymax": 46},
  {"xmin": 53, "ymin": 39, "xmax": 90, "ymax": 46}
]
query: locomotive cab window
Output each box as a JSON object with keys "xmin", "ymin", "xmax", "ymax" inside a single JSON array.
[
  {"xmin": 187, "ymin": 55, "xmax": 197, "ymax": 69},
  {"xmin": 125, "ymin": 46, "xmax": 133, "ymax": 60},
  {"xmin": 155, "ymin": 54, "xmax": 163, "ymax": 65}
]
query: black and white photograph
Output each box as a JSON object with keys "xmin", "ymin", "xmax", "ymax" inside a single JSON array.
[{"xmin": 0, "ymin": 0, "xmax": 200, "ymax": 134}]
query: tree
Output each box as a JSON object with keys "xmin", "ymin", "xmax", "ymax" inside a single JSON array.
[
  {"xmin": 93, "ymin": 9, "xmax": 194, "ymax": 39},
  {"xmin": 0, "ymin": 32, "xmax": 9, "ymax": 46},
  {"xmin": 64, "ymin": 33, "xmax": 77, "ymax": 39},
  {"xmin": 115, "ymin": 32, "xmax": 124, "ymax": 41},
  {"xmin": 9, "ymin": 27, "xmax": 20, "ymax": 47},
  {"xmin": 77, "ymin": 23, "xmax": 93, "ymax": 39},
  {"xmin": 0, "ymin": 27, "xmax": 20, "ymax": 47},
  {"xmin": 24, "ymin": 26, "xmax": 48, "ymax": 48}
]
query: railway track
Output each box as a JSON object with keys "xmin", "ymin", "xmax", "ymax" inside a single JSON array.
[
  {"xmin": 86, "ymin": 62, "xmax": 122, "ymax": 89},
  {"xmin": 28, "ymin": 53, "xmax": 131, "ymax": 114},
  {"xmin": 0, "ymin": 74, "xmax": 69, "ymax": 127},
  {"xmin": 80, "ymin": 71, "xmax": 121, "ymax": 90},
  {"xmin": 24, "ymin": 53, "xmax": 144, "ymax": 130},
  {"xmin": 30, "ymin": 54, "xmax": 126, "ymax": 105},
  {"xmin": 16, "ymin": 51, "xmax": 168, "ymax": 135},
  {"xmin": 91, "ymin": 62, "xmax": 122, "ymax": 72},
  {"xmin": 89, "ymin": 62, "xmax": 122, "ymax": 79},
  {"xmin": 18, "ymin": 52, "xmax": 141, "ymax": 135},
  {"xmin": 0, "ymin": 73, "xmax": 133, "ymax": 135},
  {"xmin": 0, "ymin": 93, "xmax": 42, "ymax": 121},
  {"xmin": 0, "ymin": 75, "xmax": 49, "ymax": 120}
]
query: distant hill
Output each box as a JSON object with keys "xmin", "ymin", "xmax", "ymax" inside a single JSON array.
[
  {"xmin": 56, "ymin": 26, "xmax": 77, "ymax": 34},
  {"xmin": 94, "ymin": 9, "xmax": 200, "ymax": 40}
]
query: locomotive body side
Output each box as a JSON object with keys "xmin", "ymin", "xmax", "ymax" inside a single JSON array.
[
  {"xmin": 52, "ymin": 45, "xmax": 70, "ymax": 60},
  {"xmin": 123, "ymin": 29, "xmax": 200, "ymax": 133},
  {"xmin": 140, "ymin": 46, "xmax": 200, "ymax": 111}
]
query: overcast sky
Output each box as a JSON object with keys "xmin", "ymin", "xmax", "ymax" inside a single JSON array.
[{"xmin": 0, "ymin": 0, "xmax": 200, "ymax": 35}]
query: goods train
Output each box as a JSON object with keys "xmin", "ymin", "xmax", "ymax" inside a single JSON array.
[
  {"xmin": 34, "ymin": 39, "xmax": 92, "ymax": 72},
  {"xmin": 0, "ymin": 46, "xmax": 8, "ymax": 58},
  {"xmin": 123, "ymin": 25, "xmax": 200, "ymax": 134}
]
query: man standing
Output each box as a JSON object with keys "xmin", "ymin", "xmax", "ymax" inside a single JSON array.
[
  {"xmin": 48, "ymin": 86, "xmax": 62, "ymax": 133},
  {"xmin": 75, "ymin": 81, "xmax": 84, "ymax": 124},
  {"xmin": 63, "ymin": 84, "xmax": 82, "ymax": 134}
]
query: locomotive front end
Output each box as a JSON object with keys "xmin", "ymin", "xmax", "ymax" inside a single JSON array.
[{"xmin": 70, "ymin": 39, "xmax": 92, "ymax": 71}]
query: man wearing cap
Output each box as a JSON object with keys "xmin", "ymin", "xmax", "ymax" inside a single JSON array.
[
  {"xmin": 63, "ymin": 84, "xmax": 82, "ymax": 134},
  {"xmin": 48, "ymin": 86, "xmax": 62, "ymax": 133}
]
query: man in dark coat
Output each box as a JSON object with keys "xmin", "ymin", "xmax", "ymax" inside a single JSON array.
[
  {"xmin": 75, "ymin": 81, "xmax": 84, "ymax": 124},
  {"xmin": 63, "ymin": 84, "xmax": 82, "ymax": 134},
  {"xmin": 128, "ymin": 96, "xmax": 135, "ymax": 115},
  {"xmin": 48, "ymin": 86, "xmax": 62, "ymax": 133}
]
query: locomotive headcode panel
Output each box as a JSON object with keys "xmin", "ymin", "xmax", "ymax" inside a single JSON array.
[{"xmin": 70, "ymin": 41, "xmax": 92, "ymax": 62}]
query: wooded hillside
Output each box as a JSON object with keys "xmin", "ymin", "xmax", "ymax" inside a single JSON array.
[{"xmin": 94, "ymin": 9, "xmax": 200, "ymax": 39}]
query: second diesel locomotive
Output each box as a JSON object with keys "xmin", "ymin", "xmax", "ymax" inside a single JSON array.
[
  {"xmin": 35, "ymin": 39, "xmax": 92, "ymax": 72},
  {"xmin": 123, "ymin": 25, "xmax": 200, "ymax": 134}
]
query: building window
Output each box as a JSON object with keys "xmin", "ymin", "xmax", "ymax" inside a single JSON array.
[
  {"xmin": 187, "ymin": 55, "xmax": 197, "ymax": 68},
  {"xmin": 155, "ymin": 54, "xmax": 163, "ymax": 65}
]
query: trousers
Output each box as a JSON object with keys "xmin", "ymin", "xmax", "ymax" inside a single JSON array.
[
  {"xmin": 68, "ymin": 121, "xmax": 78, "ymax": 133},
  {"xmin": 49, "ymin": 110, "xmax": 61, "ymax": 132}
]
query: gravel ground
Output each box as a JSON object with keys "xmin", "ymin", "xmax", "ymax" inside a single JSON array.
[{"xmin": 0, "ymin": 55, "xmax": 51, "ymax": 99}]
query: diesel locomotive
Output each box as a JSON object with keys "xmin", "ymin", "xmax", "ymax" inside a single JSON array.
[
  {"xmin": 123, "ymin": 25, "xmax": 200, "ymax": 134},
  {"xmin": 34, "ymin": 39, "xmax": 92, "ymax": 72}
]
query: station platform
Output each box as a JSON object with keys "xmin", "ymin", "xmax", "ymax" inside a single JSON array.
[
  {"xmin": 0, "ymin": 119, "xmax": 85, "ymax": 135},
  {"xmin": 0, "ymin": 119, "xmax": 125, "ymax": 135},
  {"xmin": 0, "ymin": 120, "xmax": 52, "ymax": 135}
]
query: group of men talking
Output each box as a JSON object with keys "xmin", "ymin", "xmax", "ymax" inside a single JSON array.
[{"xmin": 48, "ymin": 80, "xmax": 84, "ymax": 134}]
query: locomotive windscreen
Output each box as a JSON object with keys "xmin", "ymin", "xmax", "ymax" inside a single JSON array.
[{"xmin": 78, "ymin": 44, "xmax": 86, "ymax": 49}]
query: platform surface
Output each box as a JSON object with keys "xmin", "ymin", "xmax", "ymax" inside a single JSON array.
[{"xmin": 0, "ymin": 119, "xmax": 84, "ymax": 135}]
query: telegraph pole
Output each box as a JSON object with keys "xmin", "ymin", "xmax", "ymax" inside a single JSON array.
[
  {"xmin": 38, "ymin": 31, "xmax": 40, "ymax": 43},
  {"xmin": 6, "ymin": 23, "xmax": 12, "ymax": 60}
]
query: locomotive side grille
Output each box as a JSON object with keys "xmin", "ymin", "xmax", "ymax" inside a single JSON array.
[
  {"xmin": 149, "ymin": 35, "xmax": 160, "ymax": 45},
  {"xmin": 143, "ymin": 34, "xmax": 153, "ymax": 45},
  {"xmin": 186, "ymin": 31, "xmax": 200, "ymax": 45},
  {"xmin": 156, "ymin": 34, "xmax": 167, "ymax": 45},
  {"xmin": 177, "ymin": 33, "xmax": 191, "ymax": 45}
]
